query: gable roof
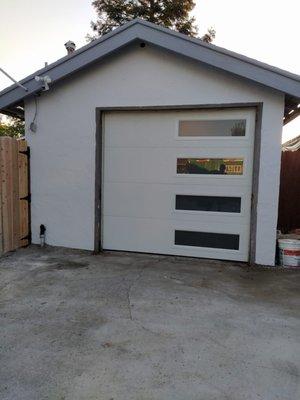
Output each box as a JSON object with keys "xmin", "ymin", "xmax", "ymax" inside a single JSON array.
[{"xmin": 1, "ymin": 18, "xmax": 300, "ymax": 119}]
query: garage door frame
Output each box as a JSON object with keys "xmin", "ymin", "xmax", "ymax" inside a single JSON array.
[{"xmin": 94, "ymin": 102, "xmax": 263, "ymax": 264}]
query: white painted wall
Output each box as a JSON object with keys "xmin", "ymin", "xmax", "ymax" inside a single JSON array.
[{"xmin": 25, "ymin": 44, "xmax": 284, "ymax": 265}]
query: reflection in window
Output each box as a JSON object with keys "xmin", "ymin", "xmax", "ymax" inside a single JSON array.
[
  {"xmin": 179, "ymin": 119, "xmax": 246, "ymax": 137},
  {"xmin": 177, "ymin": 158, "xmax": 244, "ymax": 175}
]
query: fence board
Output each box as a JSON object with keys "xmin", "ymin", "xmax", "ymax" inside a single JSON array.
[
  {"xmin": 0, "ymin": 137, "xmax": 29, "ymax": 255},
  {"xmin": 12, "ymin": 139, "xmax": 20, "ymax": 249},
  {"xmin": 18, "ymin": 140, "xmax": 29, "ymax": 247},
  {"xmin": 278, "ymin": 150, "xmax": 300, "ymax": 233},
  {"xmin": 0, "ymin": 137, "xmax": 13, "ymax": 253},
  {"xmin": 0, "ymin": 189, "xmax": 3, "ymax": 255}
]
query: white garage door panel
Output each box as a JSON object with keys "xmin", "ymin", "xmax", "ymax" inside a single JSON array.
[
  {"xmin": 105, "ymin": 110, "xmax": 255, "ymax": 148},
  {"xmin": 103, "ymin": 216, "xmax": 250, "ymax": 261},
  {"xmin": 104, "ymin": 182, "xmax": 250, "ymax": 221},
  {"xmin": 103, "ymin": 109, "xmax": 255, "ymax": 262},
  {"xmin": 104, "ymin": 147, "xmax": 253, "ymax": 183}
]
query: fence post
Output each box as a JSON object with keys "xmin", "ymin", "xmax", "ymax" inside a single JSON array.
[{"xmin": 18, "ymin": 139, "xmax": 30, "ymax": 247}]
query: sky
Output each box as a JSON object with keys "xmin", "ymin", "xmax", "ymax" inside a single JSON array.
[{"xmin": 0, "ymin": 0, "xmax": 299, "ymax": 141}]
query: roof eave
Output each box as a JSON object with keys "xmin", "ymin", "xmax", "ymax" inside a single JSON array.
[{"xmin": 0, "ymin": 19, "xmax": 299, "ymax": 112}]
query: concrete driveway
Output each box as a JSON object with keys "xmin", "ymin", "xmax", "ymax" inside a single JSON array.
[{"xmin": 0, "ymin": 246, "xmax": 299, "ymax": 400}]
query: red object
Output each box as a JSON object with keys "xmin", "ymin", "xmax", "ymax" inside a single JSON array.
[{"xmin": 284, "ymin": 250, "xmax": 300, "ymax": 256}]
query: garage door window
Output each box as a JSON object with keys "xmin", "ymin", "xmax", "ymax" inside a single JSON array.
[
  {"xmin": 177, "ymin": 158, "xmax": 244, "ymax": 175},
  {"xmin": 175, "ymin": 195, "xmax": 241, "ymax": 213},
  {"xmin": 175, "ymin": 230, "xmax": 240, "ymax": 250},
  {"xmin": 179, "ymin": 119, "xmax": 246, "ymax": 137}
]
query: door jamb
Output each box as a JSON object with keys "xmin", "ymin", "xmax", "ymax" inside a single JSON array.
[
  {"xmin": 94, "ymin": 102, "xmax": 263, "ymax": 264},
  {"xmin": 94, "ymin": 108, "xmax": 103, "ymax": 253}
]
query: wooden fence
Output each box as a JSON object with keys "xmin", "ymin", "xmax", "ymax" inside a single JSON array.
[
  {"xmin": 0, "ymin": 137, "xmax": 30, "ymax": 255},
  {"xmin": 277, "ymin": 149, "xmax": 300, "ymax": 233}
]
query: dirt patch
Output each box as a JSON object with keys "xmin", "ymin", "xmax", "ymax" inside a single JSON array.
[{"xmin": 46, "ymin": 259, "xmax": 89, "ymax": 270}]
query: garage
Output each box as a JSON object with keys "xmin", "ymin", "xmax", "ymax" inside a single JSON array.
[
  {"xmin": 1, "ymin": 19, "xmax": 299, "ymax": 266},
  {"xmin": 102, "ymin": 108, "xmax": 255, "ymax": 261}
]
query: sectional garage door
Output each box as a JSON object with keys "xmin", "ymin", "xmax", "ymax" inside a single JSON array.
[{"xmin": 102, "ymin": 108, "xmax": 256, "ymax": 261}]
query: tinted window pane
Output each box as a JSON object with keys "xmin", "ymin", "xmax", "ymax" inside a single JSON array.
[
  {"xmin": 175, "ymin": 230, "xmax": 240, "ymax": 250},
  {"xmin": 179, "ymin": 119, "xmax": 246, "ymax": 137},
  {"xmin": 176, "ymin": 195, "xmax": 241, "ymax": 213},
  {"xmin": 177, "ymin": 158, "xmax": 243, "ymax": 175}
]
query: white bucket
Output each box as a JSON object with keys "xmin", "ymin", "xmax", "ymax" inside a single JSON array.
[{"xmin": 278, "ymin": 239, "xmax": 300, "ymax": 267}]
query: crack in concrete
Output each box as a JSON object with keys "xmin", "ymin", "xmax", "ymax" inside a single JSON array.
[
  {"xmin": 126, "ymin": 270, "xmax": 142, "ymax": 321},
  {"xmin": 124, "ymin": 258, "xmax": 167, "ymax": 336}
]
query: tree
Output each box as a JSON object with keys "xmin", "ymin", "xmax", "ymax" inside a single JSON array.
[
  {"xmin": 0, "ymin": 115, "xmax": 25, "ymax": 138},
  {"xmin": 201, "ymin": 27, "xmax": 215, "ymax": 43},
  {"xmin": 88, "ymin": 0, "xmax": 215, "ymax": 42}
]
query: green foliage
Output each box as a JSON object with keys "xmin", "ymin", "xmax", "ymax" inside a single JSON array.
[
  {"xmin": 88, "ymin": 0, "xmax": 199, "ymax": 39},
  {"xmin": 0, "ymin": 116, "xmax": 25, "ymax": 138},
  {"xmin": 201, "ymin": 27, "xmax": 216, "ymax": 43}
]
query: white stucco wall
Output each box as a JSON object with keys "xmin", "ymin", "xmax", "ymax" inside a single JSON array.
[{"xmin": 25, "ymin": 44, "xmax": 284, "ymax": 265}]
